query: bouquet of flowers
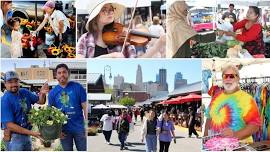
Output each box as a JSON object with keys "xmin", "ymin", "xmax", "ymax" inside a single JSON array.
[{"xmin": 28, "ymin": 106, "xmax": 68, "ymax": 140}]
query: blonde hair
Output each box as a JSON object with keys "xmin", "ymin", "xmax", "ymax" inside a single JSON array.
[
  {"xmin": 221, "ymin": 65, "xmax": 240, "ymax": 78},
  {"xmin": 153, "ymin": 16, "xmax": 160, "ymax": 25}
]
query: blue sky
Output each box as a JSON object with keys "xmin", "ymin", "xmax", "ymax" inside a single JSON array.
[
  {"xmin": 1, "ymin": 59, "xmax": 50, "ymax": 72},
  {"xmin": 1, "ymin": 59, "xmax": 202, "ymax": 92},
  {"xmin": 88, "ymin": 59, "xmax": 202, "ymax": 92}
]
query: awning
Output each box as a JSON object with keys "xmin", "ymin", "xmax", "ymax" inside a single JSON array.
[
  {"xmin": 92, "ymin": 104, "xmax": 109, "ymax": 109},
  {"xmin": 107, "ymin": 105, "xmax": 127, "ymax": 109},
  {"xmin": 160, "ymin": 94, "xmax": 201, "ymax": 105}
]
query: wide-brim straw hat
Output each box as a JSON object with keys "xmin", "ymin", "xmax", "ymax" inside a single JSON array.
[{"xmin": 85, "ymin": 0, "xmax": 125, "ymax": 31}]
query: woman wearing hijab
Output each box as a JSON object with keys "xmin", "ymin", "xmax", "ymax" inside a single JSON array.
[
  {"xmin": 166, "ymin": 1, "xmax": 216, "ymax": 58},
  {"xmin": 77, "ymin": 0, "xmax": 165, "ymax": 58}
]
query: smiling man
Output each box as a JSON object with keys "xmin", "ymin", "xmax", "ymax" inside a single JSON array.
[
  {"xmin": 1, "ymin": 71, "xmax": 48, "ymax": 151},
  {"xmin": 204, "ymin": 65, "xmax": 261, "ymax": 140},
  {"xmin": 48, "ymin": 63, "xmax": 87, "ymax": 151}
]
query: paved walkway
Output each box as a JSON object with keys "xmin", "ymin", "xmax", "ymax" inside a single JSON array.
[{"xmin": 87, "ymin": 120, "xmax": 201, "ymax": 152}]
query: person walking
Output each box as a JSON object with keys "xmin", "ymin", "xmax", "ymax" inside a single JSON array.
[
  {"xmin": 100, "ymin": 111, "xmax": 115, "ymax": 145},
  {"xmin": 141, "ymin": 109, "xmax": 158, "ymax": 152}
]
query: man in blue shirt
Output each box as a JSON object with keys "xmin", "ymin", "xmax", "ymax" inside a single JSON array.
[
  {"xmin": 1, "ymin": 71, "xmax": 49, "ymax": 151},
  {"xmin": 48, "ymin": 63, "xmax": 87, "ymax": 151}
]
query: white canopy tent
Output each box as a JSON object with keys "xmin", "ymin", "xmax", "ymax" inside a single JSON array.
[
  {"xmin": 202, "ymin": 58, "xmax": 270, "ymax": 72},
  {"xmin": 107, "ymin": 105, "xmax": 127, "ymax": 109},
  {"xmin": 202, "ymin": 59, "xmax": 270, "ymax": 86},
  {"xmin": 92, "ymin": 104, "xmax": 109, "ymax": 109}
]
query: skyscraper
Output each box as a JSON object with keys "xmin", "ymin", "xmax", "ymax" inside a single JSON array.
[
  {"xmin": 159, "ymin": 68, "xmax": 168, "ymax": 91},
  {"xmin": 136, "ymin": 64, "xmax": 144, "ymax": 90},
  {"xmin": 114, "ymin": 74, "xmax": 124, "ymax": 89},
  {"xmin": 174, "ymin": 72, "xmax": 187, "ymax": 89}
]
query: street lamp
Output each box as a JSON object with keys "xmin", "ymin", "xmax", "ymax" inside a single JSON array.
[{"xmin": 104, "ymin": 65, "xmax": 112, "ymax": 82}]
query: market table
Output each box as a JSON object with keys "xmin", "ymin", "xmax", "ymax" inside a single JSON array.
[{"xmin": 237, "ymin": 140, "xmax": 270, "ymax": 151}]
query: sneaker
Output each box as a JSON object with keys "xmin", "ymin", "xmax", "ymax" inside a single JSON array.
[
  {"xmin": 120, "ymin": 147, "xmax": 124, "ymax": 150},
  {"xmin": 106, "ymin": 141, "xmax": 110, "ymax": 145},
  {"xmin": 108, "ymin": 142, "xmax": 112, "ymax": 145}
]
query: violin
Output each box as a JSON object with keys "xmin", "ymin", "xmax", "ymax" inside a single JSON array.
[{"xmin": 102, "ymin": 22, "xmax": 159, "ymax": 46}]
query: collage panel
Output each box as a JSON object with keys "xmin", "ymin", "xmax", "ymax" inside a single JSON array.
[
  {"xmin": 75, "ymin": 0, "xmax": 166, "ymax": 58},
  {"xmin": 0, "ymin": 59, "xmax": 87, "ymax": 151},
  {"xmin": 87, "ymin": 59, "xmax": 202, "ymax": 152},
  {"xmin": 202, "ymin": 58, "xmax": 270, "ymax": 151},
  {"xmin": 1, "ymin": 0, "xmax": 76, "ymax": 58},
  {"xmin": 167, "ymin": 0, "xmax": 270, "ymax": 58}
]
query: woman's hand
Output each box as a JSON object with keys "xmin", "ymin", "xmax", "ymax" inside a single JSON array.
[
  {"xmin": 157, "ymin": 34, "xmax": 166, "ymax": 45},
  {"xmin": 224, "ymin": 31, "xmax": 236, "ymax": 37},
  {"xmin": 216, "ymin": 30, "xmax": 225, "ymax": 37}
]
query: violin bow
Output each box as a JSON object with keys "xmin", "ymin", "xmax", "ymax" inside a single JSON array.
[{"xmin": 121, "ymin": 0, "xmax": 139, "ymax": 55}]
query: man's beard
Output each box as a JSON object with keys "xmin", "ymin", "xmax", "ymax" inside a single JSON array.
[
  {"xmin": 9, "ymin": 86, "xmax": 19, "ymax": 93},
  {"xmin": 224, "ymin": 82, "xmax": 238, "ymax": 93}
]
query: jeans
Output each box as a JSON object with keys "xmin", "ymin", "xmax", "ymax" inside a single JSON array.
[
  {"xmin": 60, "ymin": 131, "xmax": 86, "ymax": 151},
  {"xmin": 118, "ymin": 132, "xmax": 127, "ymax": 148},
  {"xmin": 145, "ymin": 134, "xmax": 157, "ymax": 152},
  {"xmin": 103, "ymin": 130, "xmax": 112, "ymax": 142},
  {"xmin": 159, "ymin": 141, "xmax": 170, "ymax": 152},
  {"xmin": 9, "ymin": 133, "xmax": 32, "ymax": 151}
]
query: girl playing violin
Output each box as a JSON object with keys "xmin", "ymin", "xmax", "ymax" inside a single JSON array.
[{"xmin": 76, "ymin": 0, "xmax": 165, "ymax": 58}]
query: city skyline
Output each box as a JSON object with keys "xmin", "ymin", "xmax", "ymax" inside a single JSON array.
[{"xmin": 87, "ymin": 59, "xmax": 202, "ymax": 92}]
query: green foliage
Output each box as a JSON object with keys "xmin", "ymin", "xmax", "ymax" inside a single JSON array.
[
  {"xmin": 28, "ymin": 106, "xmax": 68, "ymax": 127},
  {"xmin": 54, "ymin": 143, "xmax": 63, "ymax": 151},
  {"xmin": 192, "ymin": 42, "xmax": 228, "ymax": 58},
  {"xmin": 119, "ymin": 96, "xmax": 135, "ymax": 106},
  {"xmin": 226, "ymin": 40, "xmax": 243, "ymax": 48},
  {"xmin": 1, "ymin": 140, "xmax": 6, "ymax": 151}
]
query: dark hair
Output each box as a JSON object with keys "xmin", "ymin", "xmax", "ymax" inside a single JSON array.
[
  {"xmin": 7, "ymin": 17, "xmax": 20, "ymax": 27},
  {"xmin": 55, "ymin": 63, "xmax": 69, "ymax": 72},
  {"xmin": 23, "ymin": 28, "xmax": 30, "ymax": 34},
  {"xmin": 249, "ymin": 6, "xmax": 261, "ymax": 17},
  {"xmin": 229, "ymin": 4, "xmax": 234, "ymax": 7}
]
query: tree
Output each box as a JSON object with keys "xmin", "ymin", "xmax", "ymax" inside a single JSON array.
[{"xmin": 119, "ymin": 96, "xmax": 135, "ymax": 106}]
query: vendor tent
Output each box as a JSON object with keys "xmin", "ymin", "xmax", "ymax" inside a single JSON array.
[
  {"xmin": 202, "ymin": 58, "xmax": 270, "ymax": 72},
  {"xmin": 92, "ymin": 104, "xmax": 109, "ymax": 109},
  {"xmin": 107, "ymin": 105, "xmax": 127, "ymax": 109}
]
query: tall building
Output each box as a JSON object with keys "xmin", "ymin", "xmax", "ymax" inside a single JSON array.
[
  {"xmin": 174, "ymin": 72, "xmax": 187, "ymax": 89},
  {"xmin": 136, "ymin": 64, "xmax": 144, "ymax": 91},
  {"xmin": 156, "ymin": 74, "xmax": 160, "ymax": 83},
  {"xmin": 114, "ymin": 74, "xmax": 124, "ymax": 90},
  {"xmin": 158, "ymin": 68, "xmax": 168, "ymax": 91}
]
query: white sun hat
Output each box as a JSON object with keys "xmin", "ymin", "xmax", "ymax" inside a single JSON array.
[{"xmin": 85, "ymin": 0, "xmax": 125, "ymax": 29}]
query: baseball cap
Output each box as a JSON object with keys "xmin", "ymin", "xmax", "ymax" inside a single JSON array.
[{"xmin": 3, "ymin": 71, "xmax": 19, "ymax": 82}]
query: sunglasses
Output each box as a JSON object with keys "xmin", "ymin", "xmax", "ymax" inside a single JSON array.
[{"xmin": 222, "ymin": 74, "xmax": 238, "ymax": 80}]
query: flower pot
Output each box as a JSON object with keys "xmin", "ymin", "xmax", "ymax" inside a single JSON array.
[{"xmin": 39, "ymin": 124, "xmax": 62, "ymax": 140}]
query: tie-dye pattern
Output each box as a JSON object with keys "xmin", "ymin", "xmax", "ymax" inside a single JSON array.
[{"xmin": 206, "ymin": 90, "xmax": 261, "ymax": 132}]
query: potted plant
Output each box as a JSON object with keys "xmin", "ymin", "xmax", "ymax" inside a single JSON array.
[
  {"xmin": 88, "ymin": 127, "xmax": 98, "ymax": 136},
  {"xmin": 28, "ymin": 106, "xmax": 68, "ymax": 140}
]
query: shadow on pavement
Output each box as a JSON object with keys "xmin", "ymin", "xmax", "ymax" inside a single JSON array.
[{"xmin": 175, "ymin": 136, "xmax": 185, "ymax": 139}]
